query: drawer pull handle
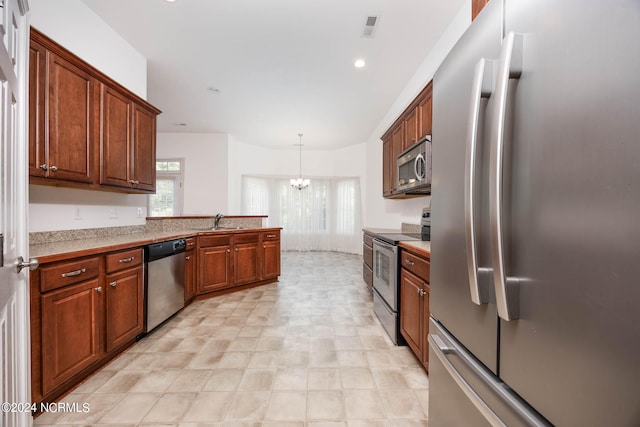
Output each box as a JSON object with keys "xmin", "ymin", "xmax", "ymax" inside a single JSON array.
[
  {"xmin": 267, "ymin": 234, "xmax": 276, "ymax": 238},
  {"xmin": 62, "ymin": 268, "xmax": 86, "ymax": 278},
  {"xmin": 405, "ymin": 259, "xmax": 414, "ymax": 266},
  {"xmin": 109, "ymin": 281, "xmax": 117, "ymax": 287},
  {"xmin": 187, "ymin": 242, "xmax": 195, "ymax": 246},
  {"xmin": 119, "ymin": 257, "xmax": 135, "ymax": 263}
]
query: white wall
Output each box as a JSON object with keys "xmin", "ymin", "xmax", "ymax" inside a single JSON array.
[
  {"xmin": 156, "ymin": 133, "xmax": 229, "ymax": 215},
  {"xmin": 227, "ymin": 135, "xmax": 366, "ymax": 214},
  {"xmin": 28, "ymin": 0, "xmax": 149, "ymax": 232},
  {"xmin": 363, "ymin": 2, "xmax": 471, "ymax": 228},
  {"xmin": 29, "ymin": 0, "xmax": 147, "ymax": 97}
]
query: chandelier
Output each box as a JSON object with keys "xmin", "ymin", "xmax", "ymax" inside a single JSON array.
[{"xmin": 290, "ymin": 133, "xmax": 310, "ymax": 190}]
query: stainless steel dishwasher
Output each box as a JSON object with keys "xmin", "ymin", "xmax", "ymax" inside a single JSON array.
[{"xmin": 144, "ymin": 238, "xmax": 186, "ymax": 333}]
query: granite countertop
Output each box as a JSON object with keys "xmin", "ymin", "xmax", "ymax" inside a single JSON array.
[
  {"xmin": 399, "ymin": 241, "xmax": 431, "ymax": 258},
  {"xmin": 31, "ymin": 227, "xmax": 281, "ymax": 264},
  {"xmin": 362, "ymin": 227, "xmax": 401, "ymax": 235}
]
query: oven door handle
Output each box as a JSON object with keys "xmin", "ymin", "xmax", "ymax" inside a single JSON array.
[{"xmin": 373, "ymin": 239, "xmax": 397, "ymax": 253}]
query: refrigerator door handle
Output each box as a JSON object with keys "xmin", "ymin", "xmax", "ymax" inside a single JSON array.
[
  {"xmin": 490, "ymin": 32, "xmax": 523, "ymax": 321},
  {"xmin": 429, "ymin": 333, "xmax": 507, "ymax": 427},
  {"xmin": 465, "ymin": 57, "xmax": 495, "ymax": 305}
]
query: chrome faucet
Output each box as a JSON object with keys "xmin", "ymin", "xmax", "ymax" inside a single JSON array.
[{"xmin": 214, "ymin": 213, "xmax": 224, "ymax": 229}]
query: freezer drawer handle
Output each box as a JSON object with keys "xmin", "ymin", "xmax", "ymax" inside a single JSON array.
[
  {"xmin": 490, "ymin": 32, "xmax": 523, "ymax": 321},
  {"xmin": 465, "ymin": 57, "xmax": 495, "ymax": 305},
  {"xmin": 429, "ymin": 334, "xmax": 506, "ymax": 427}
]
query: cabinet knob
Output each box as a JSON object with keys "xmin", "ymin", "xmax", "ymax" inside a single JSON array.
[
  {"xmin": 49, "ymin": 165, "xmax": 58, "ymax": 172},
  {"xmin": 263, "ymin": 245, "xmax": 266, "ymax": 249},
  {"xmin": 39, "ymin": 164, "xmax": 48, "ymax": 171},
  {"xmin": 134, "ymin": 180, "xmax": 140, "ymax": 185},
  {"xmin": 227, "ymin": 249, "xmax": 231, "ymax": 253},
  {"xmin": 95, "ymin": 286, "xmax": 102, "ymax": 292},
  {"xmin": 235, "ymin": 248, "xmax": 238, "ymax": 252},
  {"xmin": 185, "ymin": 256, "xmax": 191, "ymax": 260},
  {"xmin": 109, "ymin": 281, "xmax": 117, "ymax": 287},
  {"xmin": 129, "ymin": 180, "xmax": 136, "ymax": 185}
]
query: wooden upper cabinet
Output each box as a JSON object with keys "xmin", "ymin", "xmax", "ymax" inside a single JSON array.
[
  {"xmin": 404, "ymin": 107, "xmax": 419, "ymax": 151},
  {"xmin": 382, "ymin": 134, "xmax": 393, "ymax": 197},
  {"xmin": 132, "ymin": 104, "xmax": 157, "ymax": 192},
  {"xmin": 381, "ymin": 80, "xmax": 432, "ymax": 199},
  {"xmin": 29, "ymin": 40, "xmax": 46, "ymax": 177},
  {"xmin": 29, "ymin": 28, "xmax": 160, "ymax": 193},
  {"xmin": 472, "ymin": 0, "xmax": 490, "ymax": 21},
  {"xmin": 100, "ymin": 84, "xmax": 132, "ymax": 188},
  {"xmin": 47, "ymin": 52, "xmax": 98, "ymax": 184},
  {"xmin": 417, "ymin": 82, "xmax": 433, "ymax": 139}
]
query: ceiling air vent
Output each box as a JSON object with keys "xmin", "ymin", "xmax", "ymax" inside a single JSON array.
[{"xmin": 362, "ymin": 16, "xmax": 379, "ymax": 38}]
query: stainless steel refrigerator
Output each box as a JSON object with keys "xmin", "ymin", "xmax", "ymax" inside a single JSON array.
[{"xmin": 429, "ymin": 0, "xmax": 640, "ymax": 425}]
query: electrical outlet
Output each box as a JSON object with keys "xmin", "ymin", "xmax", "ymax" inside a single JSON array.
[
  {"xmin": 108, "ymin": 208, "xmax": 118, "ymax": 219},
  {"xmin": 73, "ymin": 207, "xmax": 82, "ymax": 220},
  {"xmin": 137, "ymin": 207, "xmax": 143, "ymax": 218}
]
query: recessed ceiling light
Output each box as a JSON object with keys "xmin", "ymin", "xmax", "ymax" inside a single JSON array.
[
  {"xmin": 207, "ymin": 87, "xmax": 220, "ymax": 94},
  {"xmin": 354, "ymin": 59, "xmax": 366, "ymax": 69},
  {"xmin": 174, "ymin": 123, "xmax": 188, "ymax": 127},
  {"xmin": 164, "ymin": 0, "xmax": 176, "ymax": 3}
]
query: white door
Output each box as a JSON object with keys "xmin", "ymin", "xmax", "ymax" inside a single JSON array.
[{"xmin": 0, "ymin": 0, "xmax": 31, "ymax": 426}]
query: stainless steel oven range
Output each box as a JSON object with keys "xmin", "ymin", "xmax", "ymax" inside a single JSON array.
[{"xmin": 372, "ymin": 232, "xmax": 422, "ymax": 345}]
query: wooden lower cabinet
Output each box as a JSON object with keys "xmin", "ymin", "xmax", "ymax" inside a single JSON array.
[
  {"xmin": 33, "ymin": 248, "xmax": 145, "ymax": 405},
  {"xmin": 399, "ymin": 247, "xmax": 430, "ymax": 371},
  {"xmin": 198, "ymin": 244, "xmax": 233, "ymax": 293},
  {"xmin": 184, "ymin": 240, "xmax": 197, "ymax": 303},
  {"xmin": 362, "ymin": 231, "xmax": 374, "ymax": 291},
  {"xmin": 40, "ymin": 278, "xmax": 102, "ymax": 395},
  {"xmin": 105, "ymin": 267, "xmax": 143, "ymax": 352},
  {"xmin": 234, "ymin": 233, "xmax": 260, "ymax": 285},
  {"xmin": 262, "ymin": 240, "xmax": 281, "ymax": 279},
  {"xmin": 197, "ymin": 229, "xmax": 281, "ymax": 296}
]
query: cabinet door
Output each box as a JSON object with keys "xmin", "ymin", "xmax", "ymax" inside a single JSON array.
[
  {"xmin": 132, "ymin": 103, "xmax": 157, "ymax": 192},
  {"xmin": 47, "ymin": 53, "xmax": 97, "ymax": 183},
  {"xmin": 100, "ymin": 84, "xmax": 132, "ymax": 188},
  {"xmin": 382, "ymin": 136, "xmax": 393, "ymax": 197},
  {"xmin": 404, "ymin": 107, "xmax": 419, "ymax": 150},
  {"xmin": 400, "ymin": 268, "xmax": 423, "ymax": 359},
  {"xmin": 105, "ymin": 267, "xmax": 143, "ymax": 352},
  {"xmin": 262, "ymin": 240, "xmax": 281, "ymax": 280},
  {"xmin": 391, "ymin": 124, "xmax": 404, "ymax": 193},
  {"xmin": 417, "ymin": 87, "xmax": 432, "ymax": 139},
  {"xmin": 184, "ymin": 249, "xmax": 196, "ymax": 302},
  {"xmin": 29, "ymin": 40, "xmax": 47, "ymax": 177},
  {"xmin": 198, "ymin": 245, "xmax": 232, "ymax": 292},
  {"xmin": 41, "ymin": 279, "xmax": 102, "ymax": 395},
  {"xmin": 234, "ymin": 242, "xmax": 260, "ymax": 285}
]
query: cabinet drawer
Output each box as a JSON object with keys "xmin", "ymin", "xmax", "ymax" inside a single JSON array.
[
  {"xmin": 185, "ymin": 237, "xmax": 196, "ymax": 250},
  {"xmin": 400, "ymin": 250, "xmax": 430, "ymax": 282},
  {"xmin": 40, "ymin": 257, "xmax": 100, "ymax": 292},
  {"xmin": 235, "ymin": 232, "xmax": 260, "ymax": 244},
  {"xmin": 199, "ymin": 234, "xmax": 231, "ymax": 247},
  {"xmin": 106, "ymin": 248, "xmax": 143, "ymax": 274},
  {"xmin": 363, "ymin": 244, "xmax": 373, "ymax": 269},
  {"xmin": 363, "ymin": 233, "xmax": 373, "ymax": 247},
  {"xmin": 262, "ymin": 230, "xmax": 280, "ymax": 241}
]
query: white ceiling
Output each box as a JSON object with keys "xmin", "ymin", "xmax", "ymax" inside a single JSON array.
[{"xmin": 81, "ymin": 0, "xmax": 465, "ymax": 149}]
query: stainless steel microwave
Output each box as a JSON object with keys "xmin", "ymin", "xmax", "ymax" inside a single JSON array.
[{"xmin": 397, "ymin": 135, "xmax": 431, "ymax": 194}]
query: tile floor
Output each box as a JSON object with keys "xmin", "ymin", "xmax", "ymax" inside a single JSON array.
[{"xmin": 34, "ymin": 251, "xmax": 429, "ymax": 426}]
